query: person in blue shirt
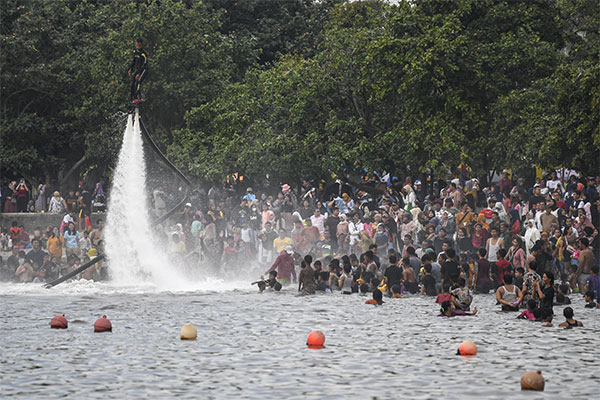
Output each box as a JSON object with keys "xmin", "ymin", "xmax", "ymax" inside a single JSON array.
[
  {"xmin": 63, "ymin": 222, "xmax": 81, "ymax": 258},
  {"xmin": 242, "ymin": 187, "xmax": 256, "ymax": 202}
]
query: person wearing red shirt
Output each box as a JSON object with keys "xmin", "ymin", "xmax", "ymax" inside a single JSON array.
[
  {"xmin": 266, "ymin": 245, "xmax": 296, "ymax": 283},
  {"xmin": 495, "ymin": 248, "xmax": 511, "ymax": 287}
]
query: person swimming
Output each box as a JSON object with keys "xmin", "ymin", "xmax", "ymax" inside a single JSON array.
[{"xmin": 438, "ymin": 300, "xmax": 477, "ymax": 317}]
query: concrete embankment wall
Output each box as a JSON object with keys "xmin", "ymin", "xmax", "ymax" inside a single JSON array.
[{"xmin": 0, "ymin": 213, "xmax": 105, "ymax": 233}]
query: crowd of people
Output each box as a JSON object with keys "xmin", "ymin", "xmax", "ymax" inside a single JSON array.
[
  {"xmin": 0, "ymin": 216, "xmax": 105, "ymax": 283},
  {"xmin": 0, "ymin": 179, "xmax": 108, "ymax": 283},
  {"xmin": 169, "ymin": 171, "xmax": 599, "ymax": 321},
  {"xmin": 0, "ymin": 179, "xmax": 106, "ymax": 215},
  {"xmin": 1, "ymin": 171, "xmax": 600, "ymax": 320}
]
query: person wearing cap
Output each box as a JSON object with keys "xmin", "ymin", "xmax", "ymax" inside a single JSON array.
[
  {"xmin": 242, "ymin": 187, "xmax": 256, "ymax": 202},
  {"xmin": 265, "ymin": 245, "xmax": 296, "ymax": 284},
  {"xmin": 529, "ymin": 184, "xmax": 544, "ymax": 210},
  {"xmin": 182, "ymin": 202, "xmax": 194, "ymax": 233}
]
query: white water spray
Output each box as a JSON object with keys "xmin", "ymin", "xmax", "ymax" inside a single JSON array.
[{"xmin": 104, "ymin": 112, "xmax": 186, "ymax": 289}]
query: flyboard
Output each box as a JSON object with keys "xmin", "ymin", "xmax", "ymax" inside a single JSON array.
[{"xmin": 45, "ymin": 102, "xmax": 193, "ymax": 288}]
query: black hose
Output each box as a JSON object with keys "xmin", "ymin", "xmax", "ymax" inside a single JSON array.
[{"xmin": 44, "ymin": 254, "xmax": 106, "ymax": 288}]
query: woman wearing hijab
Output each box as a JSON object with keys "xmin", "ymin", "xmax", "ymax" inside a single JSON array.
[
  {"xmin": 524, "ymin": 219, "xmax": 541, "ymax": 255},
  {"xmin": 48, "ymin": 191, "xmax": 67, "ymax": 214},
  {"xmin": 35, "ymin": 184, "xmax": 47, "ymax": 212},
  {"xmin": 509, "ymin": 208, "xmax": 521, "ymax": 235},
  {"xmin": 93, "ymin": 182, "xmax": 106, "ymax": 212},
  {"xmin": 401, "ymin": 185, "xmax": 416, "ymax": 209},
  {"xmin": 341, "ymin": 193, "xmax": 354, "ymax": 212},
  {"xmin": 337, "ymin": 214, "xmax": 349, "ymax": 254}
]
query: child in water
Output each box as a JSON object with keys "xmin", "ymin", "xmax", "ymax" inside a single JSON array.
[
  {"xmin": 252, "ymin": 271, "xmax": 282, "ymax": 292},
  {"xmin": 558, "ymin": 307, "xmax": 583, "ymax": 327},
  {"xmin": 517, "ymin": 299, "xmax": 538, "ymax": 320},
  {"xmin": 438, "ymin": 301, "xmax": 478, "ymax": 317}
]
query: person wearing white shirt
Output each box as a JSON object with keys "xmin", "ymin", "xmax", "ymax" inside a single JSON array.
[
  {"xmin": 310, "ymin": 208, "xmax": 328, "ymax": 235},
  {"xmin": 348, "ymin": 213, "xmax": 363, "ymax": 254}
]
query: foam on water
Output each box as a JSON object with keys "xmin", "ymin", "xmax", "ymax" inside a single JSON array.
[{"xmin": 104, "ymin": 112, "xmax": 191, "ymax": 290}]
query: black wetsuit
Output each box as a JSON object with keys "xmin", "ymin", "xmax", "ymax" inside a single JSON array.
[{"xmin": 129, "ymin": 48, "xmax": 148, "ymax": 100}]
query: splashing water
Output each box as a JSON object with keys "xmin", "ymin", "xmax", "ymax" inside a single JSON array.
[{"xmin": 104, "ymin": 112, "xmax": 187, "ymax": 289}]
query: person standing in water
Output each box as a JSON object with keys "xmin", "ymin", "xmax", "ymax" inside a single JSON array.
[
  {"xmin": 265, "ymin": 245, "xmax": 296, "ymax": 284},
  {"xmin": 298, "ymin": 255, "xmax": 316, "ymax": 295},
  {"xmin": 128, "ymin": 38, "xmax": 148, "ymax": 103},
  {"xmin": 533, "ymin": 271, "xmax": 555, "ymax": 312},
  {"xmin": 496, "ymin": 274, "xmax": 522, "ymax": 311}
]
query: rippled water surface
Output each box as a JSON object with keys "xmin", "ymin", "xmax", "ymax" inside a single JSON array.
[{"xmin": 1, "ymin": 281, "xmax": 599, "ymax": 399}]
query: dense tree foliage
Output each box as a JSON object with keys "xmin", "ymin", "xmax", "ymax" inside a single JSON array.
[{"xmin": 1, "ymin": 0, "xmax": 598, "ymax": 188}]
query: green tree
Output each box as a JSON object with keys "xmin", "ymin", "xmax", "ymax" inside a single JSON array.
[{"xmin": 1, "ymin": 0, "xmax": 237, "ymax": 187}]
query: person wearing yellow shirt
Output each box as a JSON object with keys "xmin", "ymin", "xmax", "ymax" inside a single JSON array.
[
  {"xmin": 47, "ymin": 227, "xmax": 64, "ymax": 261},
  {"xmin": 168, "ymin": 233, "xmax": 186, "ymax": 254},
  {"xmin": 273, "ymin": 230, "xmax": 292, "ymax": 254}
]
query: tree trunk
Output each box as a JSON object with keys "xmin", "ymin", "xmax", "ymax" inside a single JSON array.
[{"xmin": 60, "ymin": 153, "xmax": 87, "ymax": 189}]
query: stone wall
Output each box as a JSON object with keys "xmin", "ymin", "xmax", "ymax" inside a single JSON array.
[{"xmin": 0, "ymin": 213, "xmax": 105, "ymax": 233}]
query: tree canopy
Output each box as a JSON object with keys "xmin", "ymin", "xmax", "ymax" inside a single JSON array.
[{"xmin": 1, "ymin": 0, "xmax": 598, "ymax": 188}]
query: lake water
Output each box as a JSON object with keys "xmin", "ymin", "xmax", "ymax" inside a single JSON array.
[{"xmin": 1, "ymin": 281, "xmax": 598, "ymax": 399}]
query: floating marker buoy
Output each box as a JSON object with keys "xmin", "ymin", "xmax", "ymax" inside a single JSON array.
[
  {"xmin": 94, "ymin": 315, "xmax": 112, "ymax": 332},
  {"xmin": 521, "ymin": 370, "xmax": 544, "ymax": 391},
  {"xmin": 50, "ymin": 314, "xmax": 68, "ymax": 329},
  {"xmin": 181, "ymin": 324, "xmax": 197, "ymax": 340},
  {"xmin": 457, "ymin": 340, "xmax": 477, "ymax": 356},
  {"xmin": 307, "ymin": 330, "xmax": 325, "ymax": 349}
]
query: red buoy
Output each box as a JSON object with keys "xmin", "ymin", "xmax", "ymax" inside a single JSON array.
[
  {"xmin": 50, "ymin": 314, "xmax": 68, "ymax": 329},
  {"xmin": 457, "ymin": 340, "xmax": 477, "ymax": 356},
  {"xmin": 307, "ymin": 330, "xmax": 325, "ymax": 349},
  {"xmin": 94, "ymin": 315, "xmax": 112, "ymax": 332}
]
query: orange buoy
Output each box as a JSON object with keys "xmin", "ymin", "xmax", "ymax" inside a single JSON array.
[
  {"xmin": 50, "ymin": 314, "xmax": 68, "ymax": 329},
  {"xmin": 94, "ymin": 315, "xmax": 112, "ymax": 333},
  {"xmin": 457, "ymin": 340, "xmax": 477, "ymax": 356},
  {"xmin": 521, "ymin": 370, "xmax": 545, "ymax": 391},
  {"xmin": 307, "ymin": 330, "xmax": 325, "ymax": 349}
]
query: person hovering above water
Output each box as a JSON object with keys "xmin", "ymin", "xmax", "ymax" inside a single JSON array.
[{"xmin": 128, "ymin": 38, "xmax": 148, "ymax": 103}]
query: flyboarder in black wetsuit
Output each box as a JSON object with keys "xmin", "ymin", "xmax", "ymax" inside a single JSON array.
[{"xmin": 128, "ymin": 38, "xmax": 148, "ymax": 104}]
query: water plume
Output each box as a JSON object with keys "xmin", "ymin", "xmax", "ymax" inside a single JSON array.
[{"xmin": 105, "ymin": 112, "xmax": 186, "ymax": 289}]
